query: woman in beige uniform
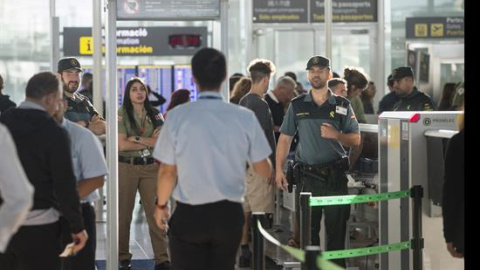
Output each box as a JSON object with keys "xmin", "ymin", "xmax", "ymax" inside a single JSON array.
[{"xmin": 117, "ymin": 77, "xmax": 170, "ymax": 270}]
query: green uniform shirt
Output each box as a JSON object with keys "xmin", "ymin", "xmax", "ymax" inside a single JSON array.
[
  {"xmin": 349, "ymin": 96, "xmax": 366, "ymax": 123},
  {"xmin": 118, "ymin": 106, "xmax": 162, "ymax": 158},
  {"xmin": 280, "ymin": 90, "xmax": 359, "ymax": 165},
  {"xmin": 393, "ymin": 87, "xmax": 434, "ymax": 111}
]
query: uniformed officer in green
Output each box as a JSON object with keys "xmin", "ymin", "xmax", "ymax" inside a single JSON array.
[
  {"xmin": 392, "ymin": 66, "xmax": 434, "ymax": 111},
  {"xmin": 275, "ymin": 55, "xmax": 360, "ymax": 267}
]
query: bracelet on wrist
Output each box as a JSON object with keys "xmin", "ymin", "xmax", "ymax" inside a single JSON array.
[{"xmin": 154, "ymin": 198, "xmax": 168, "ymax": 210}]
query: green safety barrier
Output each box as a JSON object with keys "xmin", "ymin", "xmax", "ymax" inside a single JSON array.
[
  {"xmin": 322, "ymin": 241, "xmax": 411, "ymax": 260},
  {"xmin": 257, "ymin": 220, "xmax": 345, "ymax": 270},
  {"xmin": 257, "ymin": 221, "xmax": 412, "ymax": 269},
  {"xmin": 310, "ymin": 190, "xmax": 410, "ymax": 207}
]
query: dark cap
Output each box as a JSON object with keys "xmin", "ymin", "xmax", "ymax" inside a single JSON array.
[
  {"xmin": 306, "ymin": 56, "xmax": 330, "ymax": 70},
  {"xmin": 58, "ymin": 57, "xmax": 83, "ymax": 73},
  {"xmin": 391, "ymin": 66, "xmax": 414, "ymax": 81},
  {"xmin": 387, "ymin": 74, "xmax": 394, "ymax": 83}
]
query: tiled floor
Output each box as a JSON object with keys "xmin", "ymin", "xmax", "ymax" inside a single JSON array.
[{"xmin": 95, "ymin": 190, "xmax": 464, "ymax": 270}]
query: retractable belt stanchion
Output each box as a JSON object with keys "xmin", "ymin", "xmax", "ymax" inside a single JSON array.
[
  {"xmin": 253, "ymin": 187, "xmax": 423, "ymax": 270},
  {"xmin": 252, "ymin": 212, "xmax": 265, "ymax": 270},
  {"xmin": 305, "ymin": 246, "xmax": 321, "ymax": 270},
  {"xmin": 300, "ymin": 192, "xmax": 312, "ymax": 270},
  {"xmin": 411, "ymin": 186, "xmax": 424, "ymax": 270}
]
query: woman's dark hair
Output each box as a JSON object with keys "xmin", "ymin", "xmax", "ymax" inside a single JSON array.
[
  {"xmin": 166, "ymin": 89, "xmax": 191, "ymax": 112},
  {"xmin": 191, "ymin": 48, "xmax": 226, "ymax": 90},
  {"xmin": 437, "ymin": 82, "xmax": 457, "ymax": 111},
  {"xmin": 343, "ymin": 67, "xmax": 369, "ymax": 95},
  {"xmin": 122, "ymin": 77, "xmax": 160, "ymax": 134}
]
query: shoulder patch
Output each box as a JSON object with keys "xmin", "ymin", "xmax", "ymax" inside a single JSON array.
[
  {"xmin": 291, "ymin": 93, "xmax": 307, "ymax": 103},
  {"xmin": 334, "ymin": 95, "xmax": 350, "ymax": 107}
]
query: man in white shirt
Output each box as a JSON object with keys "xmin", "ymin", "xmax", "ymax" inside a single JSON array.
[
  {"xmin": 153, "ymin": 48, "xmax": 272, "ymax": 270},
  {"xmin": 54, "ymin": 98, "xmax": 108, "ymax": 270}
]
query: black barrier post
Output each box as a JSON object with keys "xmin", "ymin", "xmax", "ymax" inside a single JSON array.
[
  {"xmin": 252, "ymin": 212, "xmax": 265, "ymax": 270},
  {"xmin": 304, "ymin": 246, "xmax": 321, "ymax": 270},
  {"xmin": 300, "ymin": 192, "xmax": 312, "ymax": 249},
  {"xmin": 300, "ymin": 192, "xmax": 312, "ymax": 270},
  {"xmin": 411, "ymin": 186, "xmax": 424, "ymax": 270}
]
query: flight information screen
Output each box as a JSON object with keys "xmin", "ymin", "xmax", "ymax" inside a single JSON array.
[
  {"xmin": 82, "ymin": 65, "xmax": 196, "ymax": 112},
  {"xmin": 138, "ymin": 65, "xmax": 173, "ymax": 113},
  {"xmin": 117, "ymin": 67, "xmax": 138, "ymax": 106},
  {"xmin": 173, "ymin": 65, "xmax": 198, "ymax": 101}
]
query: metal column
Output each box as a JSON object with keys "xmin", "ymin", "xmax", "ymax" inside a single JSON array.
[
  {"xmin": 93, "ymin": 0, "xmax": 105, "ymax": 222},
  {"xmin": 220, "ymin": 0, "xmax": 229, "ymax": 99},
  {"xmin": 105, "ymin": 0, "xmax": 119, "ymax": 269},
  {"xmin": 50, "ymin": 0, "xmax": 60, "ymax": 71},
  {"xmin": 324, "ymin": 0, "xmax": 332, "ymax": 60}
]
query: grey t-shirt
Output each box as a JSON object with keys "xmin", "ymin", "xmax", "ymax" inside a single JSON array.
[
  {"xmin": 280, "ymin": 91, "xmax": 359, "ymax": 165},
  {"xmin": 239, "ymin": 93, "xmax": 276, "ymax": 168}
]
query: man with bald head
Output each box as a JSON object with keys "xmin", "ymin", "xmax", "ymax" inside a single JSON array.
[{"xmin": 0, "ymin": 72, "xmax": 87, "ymax": 270}]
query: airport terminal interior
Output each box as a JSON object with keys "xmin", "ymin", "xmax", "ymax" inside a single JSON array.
[{"xmin": 0, "ymin": 0, "xmax": 465, "ymax": 269}]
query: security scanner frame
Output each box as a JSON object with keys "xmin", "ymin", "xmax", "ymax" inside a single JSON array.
[
  {"xmin": 378, "ymin": 111, "xmax": 462, "ymax": 270},
  {"xmin": 100, "ymin": 1, "xmax": 229, "ymax": 269}
]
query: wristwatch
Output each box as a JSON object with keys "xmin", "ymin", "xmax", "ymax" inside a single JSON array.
[{"xmin": 135, "ymin": 136, "xmax": 140, "ymax": 143}]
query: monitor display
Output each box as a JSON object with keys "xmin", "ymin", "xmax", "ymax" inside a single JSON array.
[
  {"xmin": 138, "ymin": 65, "xmax": 173, "ymax": 113},
  {"xmin": 173, "ymin": 65, "xmax": 198, "ymax": 101}
]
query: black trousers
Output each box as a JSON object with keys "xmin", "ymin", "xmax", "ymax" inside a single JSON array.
[
  {"xmin": 168, "ymin": 200, "xmax": 244, "ymax": 270},
  {"xmin": 295, "ymin": 169, "xmax": 350, "ymax": 267},
  {"xmin": 62, "ymin": 203, "xmax": 96, "ymax": 270},
  {"xmin": 0, "ymin": 221, "xmax": 62, "ymax": 270}
]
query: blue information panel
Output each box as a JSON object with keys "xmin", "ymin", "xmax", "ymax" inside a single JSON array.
[
  {"xmin": 83, "ymin": 66, "xmax": 136, "ymax": 107},
  {"xmin": 82, "ymin": 67, "xmax": 106, "ymax": 100},
  {"xmin": 173, "ymin": 65, "xmax": 198, "ymax": 101},
  {"xmin": 82, "ymin": 65, "xmax": 196, "ymax": 112},
  {"xmin": 138, "ymin": 65, "xmax": 173, "ymax": 113}
]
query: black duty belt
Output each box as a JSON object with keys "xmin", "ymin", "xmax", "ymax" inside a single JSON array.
[
  {"xmin": 118, "ymin": 156, "xmax": 155, "ymax": 165},
  {"xmin": 299, "ymin": 163, "xmax": 330, "ymax": 176}
]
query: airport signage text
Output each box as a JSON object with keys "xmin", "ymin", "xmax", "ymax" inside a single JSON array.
[
  {"xmin": 63, "ymin": 27, "xmax": 207, "ymax": 57},
  {"xmin": 117, "ymin": 0, "xmax": 220, "ymax": 20},
  {"xmin": 406, "ymin": 17, "xmax": 464, "ymax": 39},
  {"xmin": 253, "ymin": 0, "xmax": 377, "ymax": 23}
]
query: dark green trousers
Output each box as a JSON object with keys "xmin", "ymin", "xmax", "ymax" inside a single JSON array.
[{"xmin": 295, "ymin": 168, "xmax": 350, "ymax": 267}]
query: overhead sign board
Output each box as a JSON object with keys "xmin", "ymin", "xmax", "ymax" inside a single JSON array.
[
  {"xmin": 406, "ymin": 17, "xmax": 464, "ymax": 39},
  {"xmin": 63, "ymin": 27, "xmax": 207, "ymax": 57},
  {"xmin": 253, "ymin": 0, "xmax": 309, "ymax": 23},
  {"xmin": 253, "ymin": 0, "xmax": 377, "ymax": 23},
  {"xmin": 117, "ymin": 0, "xmax": 220, "ymax": 20},
  {"xmin": 310, "ymin": 0, "xmax": 377, "ymax": 22}
]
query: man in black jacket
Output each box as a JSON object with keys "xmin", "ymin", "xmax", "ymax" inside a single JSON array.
[
  {"xmin": 391, "ymin": 66, "xmax": 434, "ymax": 111},
  {"xmin": 0, "ymin": 72, "xmax": 88, "ymax": 270}
]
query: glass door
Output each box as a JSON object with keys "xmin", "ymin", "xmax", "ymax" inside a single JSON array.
[{"xmin": 253, "ymin": 24, "xmax": 378, "ymax": 94}]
